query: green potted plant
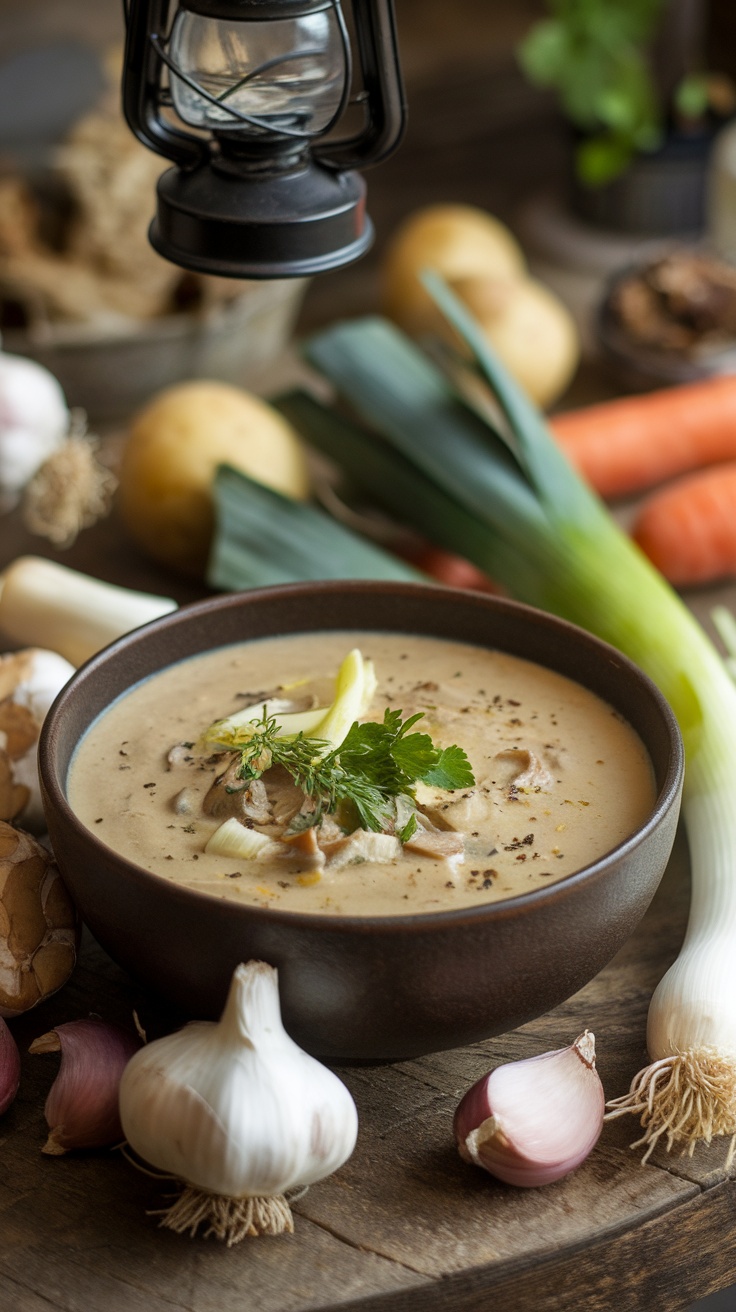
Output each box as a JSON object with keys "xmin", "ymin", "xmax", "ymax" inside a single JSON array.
[{"xmin": 517, "ymin": 0, "xmax": 735, "ymax": 233}]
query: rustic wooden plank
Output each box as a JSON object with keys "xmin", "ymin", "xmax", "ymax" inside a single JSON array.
[
  {"xmin": 0, "ymin": 1199, "xmax": 425, "ymax": 1312},
  {"xmin": 0, "ymin": 1087, "xmax": 425, "ymax": 1312},
  {"xmin": 298, "ymin": 1179, "xmax": 736, "ymax": 1312},
  {"xmin": 295, "ymin": 1095, "xmax": 697, "ymax": 1279}
]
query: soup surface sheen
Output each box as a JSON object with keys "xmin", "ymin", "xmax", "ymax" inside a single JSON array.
[{"xmin": 68, "ymin": 631, "xmax": 656, "ymax": 916}]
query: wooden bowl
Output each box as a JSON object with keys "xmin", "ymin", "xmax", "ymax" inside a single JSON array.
[{"xmin": 39, "ymin": 582, "xmax": 684, "ymax": 1061}]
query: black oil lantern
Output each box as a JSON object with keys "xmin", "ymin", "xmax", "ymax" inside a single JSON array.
[{"xmin": 122, "ymin": 0, "xmax": 406, "ymax": 278}]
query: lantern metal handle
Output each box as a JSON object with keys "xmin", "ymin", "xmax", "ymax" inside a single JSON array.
[
  {"xmin": 123, "ymin": 0, "xmax": 210, "ymax": 168},
  {"xmin": 317, "ymin": 0, "xmax": 405, "ymax": 171}
]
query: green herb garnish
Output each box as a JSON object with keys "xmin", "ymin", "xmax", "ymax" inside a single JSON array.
[{"xmin": 230, "ymin": 707, "xmax": 474, "ymax": 835}]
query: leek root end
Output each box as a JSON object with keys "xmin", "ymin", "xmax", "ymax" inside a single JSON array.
[{"xmin": 604, "ymin": 1049, "xmax": 736, "ymax": 1166}]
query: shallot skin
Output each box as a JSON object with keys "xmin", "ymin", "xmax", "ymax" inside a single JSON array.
[
  {"xmin": 454, "ymin": 1034, "xmax": 605, "ymax": 1188},
  {"xmin": 30, "ymin": 1018, "xmax": 141, "ymax": 1154},
  {"xmin": 0, "ymin": 1017, "xmax": 20, "ymax": 1115}
]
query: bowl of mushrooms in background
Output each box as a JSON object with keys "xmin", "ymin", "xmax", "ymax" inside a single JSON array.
[
  {"xmin": 38, "ymin": 580, "xmax": 683, "ymax": 1062},
  {"xmin": 596, "ymin": 246, "xmax": 736, "ymax": 392}
]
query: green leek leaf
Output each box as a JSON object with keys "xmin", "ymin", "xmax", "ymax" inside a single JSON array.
[{"xmin": 207, "ymin": 463, "xmax": 421, "ymax": 591}]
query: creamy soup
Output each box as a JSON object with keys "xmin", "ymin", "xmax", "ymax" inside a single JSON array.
[{"xmin": 68, "ymin": 631, "xmax": 656, "ymax": 916}]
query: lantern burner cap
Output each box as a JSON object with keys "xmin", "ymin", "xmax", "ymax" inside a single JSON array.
[{"xmin": 150, "ymin": 156, "xmax": 373, "ymax": 278}]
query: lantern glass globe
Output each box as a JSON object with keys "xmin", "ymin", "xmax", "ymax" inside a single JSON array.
[{"xmin": 169, "ymin": 10, "xmax": 347, "ymax": 134}]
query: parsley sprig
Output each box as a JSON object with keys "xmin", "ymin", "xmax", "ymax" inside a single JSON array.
[{"xmin": 232, "ymin": 708, "xmax": 474, "ymax": 838}]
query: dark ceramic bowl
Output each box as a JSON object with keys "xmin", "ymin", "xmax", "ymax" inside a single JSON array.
[{"xmin": 39, "ymin": 582, "xmax": 683, "ymax": 1062}]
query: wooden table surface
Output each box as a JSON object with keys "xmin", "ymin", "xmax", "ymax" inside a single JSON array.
[
  {"xmin": 1, "ymin": 6, "xmax": 735, "ymax": 1308},
  {"xmin": 0, "ymin": 485, "xmax": 735, "ymax": 1312}
]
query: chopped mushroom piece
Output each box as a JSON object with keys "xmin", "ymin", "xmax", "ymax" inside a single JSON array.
[
  {"xmin": 239, "ymin": 777, "xmax": 271, "ymax": 823},
  {"xmin": 327, "ymin": 830, "xmax": 401, "ymax": 869},
  {"xmin": 415, "ymin": 781, "xmax": 492, "ymax": 832},
  {"xmin": 166, "ymin": 742, "xmax": 196, "ymax": 769},
  {"xmin": 493, "ymin": 748, "xmax": 553, "ymax": 791},
  {"xmin": 171, "ymin": 788, "xmax": 196, "ymax": 816},
  {"xmin": 312, "ymin": 814, "xmax": 348, "ymax": 860},
  {"xmin": 280, "ymin": 824, "xmax": 326, "ymax": 868},
  {"xmin": 403, "ymin": 829, "xmax": 465, "ymax": 861},
  {"xmin": 202, "ymin": 759, "xmax": 271, "ymax": 823},
  {"xmin": 267, "ymin": 766, "xmax": 308, "ymax": 827}
]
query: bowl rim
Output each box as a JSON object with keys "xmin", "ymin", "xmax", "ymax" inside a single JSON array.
[{"xmin": 39, "ymin": 579, "xmax": 685, "ymax": 934}]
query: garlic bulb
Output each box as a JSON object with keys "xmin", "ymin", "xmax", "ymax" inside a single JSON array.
[
  {"xmin": 30, "ymin": 1018, "xmax": 141, "ymax": 1155},
  {"xmin": 0, "ymin": 647, "xmax": 75, "ymax": 830},
  {"xmin": 119, "ymin": 960, "xmax": 358, "ymax": 1243},
  {"xmin": 453, "ymin": 1031, "xmax": 605, "ymax": 1187},
  {"xmin": 0, "ymin": 350, "xmax": 69, "ymax": 511}
]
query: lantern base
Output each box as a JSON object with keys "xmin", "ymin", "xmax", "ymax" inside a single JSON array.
[{"xmin": 149, "ymin": 157, "xmax": 374, "ymax": 279}]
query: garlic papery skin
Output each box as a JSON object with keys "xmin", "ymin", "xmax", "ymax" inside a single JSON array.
[
  {"xmin": 453, "ymin": 1032, "xmax": 605, "ymax": 1188},
  {"xmin": 0, "ymin": 1017, "xmax": 20, "ymax": 1115},
  {"xmin": 119, "ymin": 960, "xmax": 359, "ymax": 1242},
  {"xmin": 0, "ymin": 648, "xmax": 75, "ymax": 831},
  {"xmin": 30, "ymin": 1018, "xmax": 141, "ymax": 1155},
  {"xmin": 0, "ymin": 351, "xmax": 69, "ymax": 511}
]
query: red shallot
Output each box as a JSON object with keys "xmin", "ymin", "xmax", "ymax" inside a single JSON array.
[
  {"xmin": 0, "ymin": 1017, "xmax": 20, "ymax": 1115},
  {"xmin": 453, "ymin": 1031, "xmax": 605, "ymax": 1187},
  {"xmin": 30, "ymin": 1017, "xmax": 141, "ymax": 1155}
]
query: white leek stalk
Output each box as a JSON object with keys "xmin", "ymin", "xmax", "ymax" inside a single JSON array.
[
  {"xmin": 204, "ymin": 819, "xmax": 279, "ymax": 860},
  {"xmin": 204, "ymin": 700, "xmax": 327, "ymax": 747},
  {"xmin": 204, "ymin": 648, "xmax": 376, "ymax": 754},
  {"xmin": 0, "ymin": 556, "xmax": 176, "ymax": 666},
  {"xmin": 578, "ymin": 559, "xmax": 736, "ymax": 1163},
  {"xmin": 309, "ymin": 648, "xmax": 377, "ymax": 750},
  {"xmin": 297, "ymin": 281, "xmax": 736, "ymax": 1161}
]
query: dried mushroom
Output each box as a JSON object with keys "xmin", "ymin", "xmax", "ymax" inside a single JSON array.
[
  {"xmin": 0, "ymin": 823, "xmax": 79, "ymax": 1017},
  {"xmin": 606, "ymin": 250, "xmax": 736, "ymax": 355}
]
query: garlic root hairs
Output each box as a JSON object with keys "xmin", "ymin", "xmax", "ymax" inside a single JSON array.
[
  {"xmin": 604, "ymin": 1049, "xmax": 736, "ymax": 1166},
  {"xmin": 149, "ymin": 1187, "xmax": 295, "ymax": 1244}
]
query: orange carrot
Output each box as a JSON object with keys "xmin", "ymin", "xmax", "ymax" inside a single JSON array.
[
  {"xmin": 632, "ymin": 461, "xmax": 736, "ymax": 585},
  {"xmin": 550, "ymin": 374, "xmax": 736, "ymax": 499},
  {"xmin": 409, "ymin": 545, "xmax": 500, "ymax": 593}
]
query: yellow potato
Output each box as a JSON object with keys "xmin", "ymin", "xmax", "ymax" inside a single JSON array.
[
  {"xmin": 118, "ymin": 380, "xmax": 310, "ymax": 576},
  {"xmin": 381, "ymin": 203, "xmax": 526, "ymax": 333},
  {"xmin": 448, "ymin": 274, "xmax": 580, "ymax": 409}
]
